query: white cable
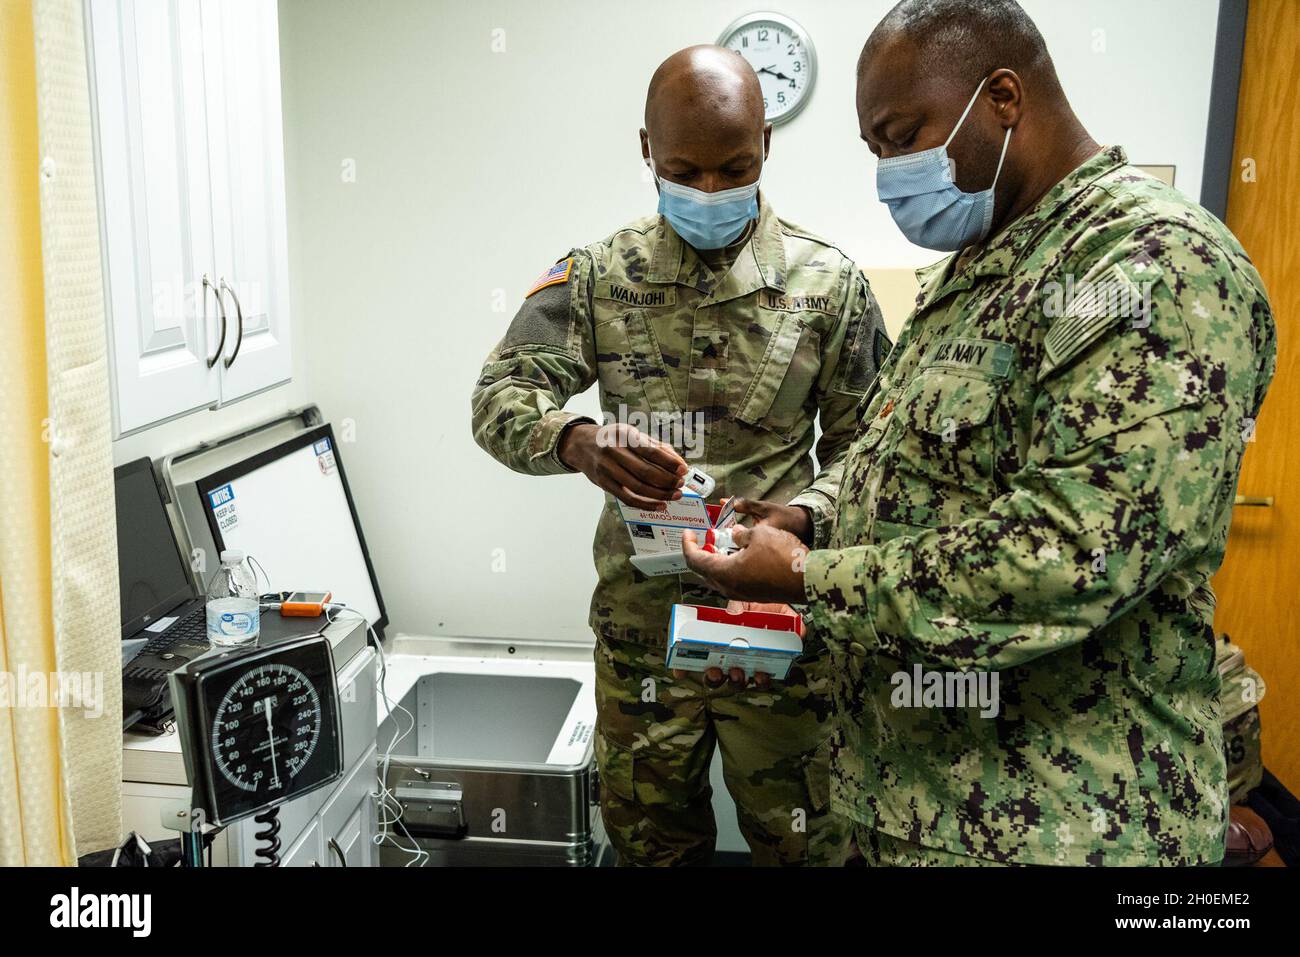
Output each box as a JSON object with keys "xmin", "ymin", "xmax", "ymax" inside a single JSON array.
[
  {"xmin": 246, "ymin": 554, "xmax": 273, "ymax": 594},
  {"xmin": 373, "ymin": 683, "xmax": 427, "ymax": 866},
  {"xmin": 373, "ymin": 658, "xmax": 427, "ymax": 865},
  {"xmin": 327, "ymin": 604, "xmax": 422, "ymax": 862},
  {"xmin": 237, "ymin": 559, "xmax": 431, "ymax": 866},
  {"xmin": 325, "ymin": 603, "xmax": 429, "ymax": 867}
]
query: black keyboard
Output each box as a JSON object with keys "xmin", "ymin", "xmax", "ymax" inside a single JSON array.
[
  {"xmin": 123, "ymin": 606, "xmax": 210, "ymax": 731},
  {"xmin": 139, "ymin": 606, "xmax": 208, "ymax": 656}
]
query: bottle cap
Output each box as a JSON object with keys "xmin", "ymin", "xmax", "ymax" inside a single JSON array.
[{"xmin": 220, "ymin": 549, "xmax": 245, "ymax": 564}]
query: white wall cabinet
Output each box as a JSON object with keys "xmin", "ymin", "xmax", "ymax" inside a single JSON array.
[
  {"xmin": 88, "ymin": 0, "xmax": 293, "ymax": 437},
  {"xmin": 263, "ymin": 746, "xmax": 378, "ymax": 868},
  {"xmin": 319, "ymin": 744, "xmax": 377, "ymax": 866}
]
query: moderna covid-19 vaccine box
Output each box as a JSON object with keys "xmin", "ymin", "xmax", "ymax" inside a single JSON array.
[
  {"xmin": 667, "ymin": 604, "xmax": 805, "ymax": 679},
  {"xmin": 618, "ymin": 495, "xmax": 738, "ymax": 577}
]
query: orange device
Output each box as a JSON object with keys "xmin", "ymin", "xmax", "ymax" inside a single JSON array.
[{"xmin": 280, "ymin": 591, "xmax": 332, "ymax": 617}]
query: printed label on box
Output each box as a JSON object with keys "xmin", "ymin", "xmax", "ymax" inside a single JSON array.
[
  {"xmin": 618, "ymin": 495, "xmax": 737, "ymax": 576},
  {"xmin": 667, "ymin": 604, "xmax": 805, "ymax": 679}
]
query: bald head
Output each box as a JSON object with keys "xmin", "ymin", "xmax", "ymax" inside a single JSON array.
[
  {"xmin": 641, "ymin": 45, "xmax": 769, "ymax": 196},
  {"xmin": 645, "ymin": 45, "xmax": 764, "ymax": 136}
]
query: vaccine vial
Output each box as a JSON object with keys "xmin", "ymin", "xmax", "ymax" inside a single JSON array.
[
  {"xmin": 703, "ymin": 527, "xmax": 739, "ymax": 554},
  {"xmin": 683, "ymin": 467, "xmax": 716, "ymax": 499}
]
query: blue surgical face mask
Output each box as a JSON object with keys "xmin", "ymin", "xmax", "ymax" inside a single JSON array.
[
  {"xmin": 648, "ymin": 148, "xmax": 761, "ymax": 250},
  {"xmin": 875, "ymin": 77, "xmax": 1012, "ymax": 252}
]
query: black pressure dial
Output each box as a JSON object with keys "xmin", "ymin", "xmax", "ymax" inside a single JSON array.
[
  {"xmin": 172, "ymin": 634, "xmax": 343, "ymax": 827},
  {"xmin": 210, "ymin": 660, "xmax": 324, "ymax": 794}
]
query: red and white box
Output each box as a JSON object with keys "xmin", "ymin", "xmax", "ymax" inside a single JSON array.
[
  {"xmin": 619, "ymin": 495, "xmax": 738, "ymax": 577},
  {"xmin": 667, "ymin": 604, "xmax": 805, "ymax": 679}
]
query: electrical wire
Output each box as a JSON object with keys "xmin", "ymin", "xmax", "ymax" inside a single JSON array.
[
  {"xmin": 222, "ymin": 550, "xmax": 430, "ymax": 867},
  {"xmin": 259, "ymin": 600, "xmax": 428, "ymax": 866},
  {"xmin": 252, "ymin": 806, "xmax": 283, "ymax": 866},
  {"xmin": 324, "ymin": 603, "xmax": 429, "ymax": 867},
  {"xmin": 247, "ymin": 554, "xmax": 272, "ymax": 594}
]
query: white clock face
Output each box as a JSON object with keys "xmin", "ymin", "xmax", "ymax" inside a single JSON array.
[{"xmin": 721, "ymin": 15, "xmax": 816, "ymax": 124}]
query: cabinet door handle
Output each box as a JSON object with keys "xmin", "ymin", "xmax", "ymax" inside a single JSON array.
[
  {"xmin": 1233, "ymin": 495, "xmax": 1274, "ymax": 508},
  {"xmin": 328, "ymin": 837, "xmax": 347, "ymax": 867},
  {"xmin": 203, "ymin": 274, "xmax": 227, "ymax": 369},
  {"xmin": 219, "ymin": 277, "xmax": 245, "ymax": 369}
]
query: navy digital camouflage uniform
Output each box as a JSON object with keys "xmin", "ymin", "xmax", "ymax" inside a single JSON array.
[
  {"xmin": 802, "ymin": 147, "xmax": 1276, "ymax": 866},
  {"xmin": 472, "ymin": 197, "xmax": 887, "ymax": 865}
]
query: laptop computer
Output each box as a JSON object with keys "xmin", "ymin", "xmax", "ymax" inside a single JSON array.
[{"xmin": 115, "ymin": 456, "xmax": 210, "ymax": 732}]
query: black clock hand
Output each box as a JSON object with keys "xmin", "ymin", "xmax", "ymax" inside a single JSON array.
[{"xmin": 757, "ymin": 65, "xmax": 796, "ymax": 82}]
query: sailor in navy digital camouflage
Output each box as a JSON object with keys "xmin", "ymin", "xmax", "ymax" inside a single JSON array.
[
  {"xmin": 683, "ymin": 0, "xmax": 1276, "ymax": 866},
  {"xmin": 471, "ymin": 46, "xmax": 887, "ymax": 865}
]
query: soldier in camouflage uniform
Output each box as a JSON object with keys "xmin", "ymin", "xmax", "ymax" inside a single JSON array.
[
  {"xmin": 685, "ymin": 0, "xmax": 1276, "ymax": 866},
  {"xmin": 471, "ymin": 46, "xmax": 887, "ymax": 865}
]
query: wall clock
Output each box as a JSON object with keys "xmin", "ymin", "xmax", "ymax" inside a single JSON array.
[{"xmin": 719, "ymin": 12, "xmax": 817, "ymax": 125}]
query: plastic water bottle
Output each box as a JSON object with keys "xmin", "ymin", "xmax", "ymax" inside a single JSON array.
[{"xmin": 206, "ymin": 549, "xmax": 260, "ymax": 646}]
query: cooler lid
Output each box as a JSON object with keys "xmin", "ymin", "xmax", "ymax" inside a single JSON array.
[
  {"xmin": 380, "ymin": 650, "xmax": 596, "ymax": 772},
  {"xmin": 160, "ymin": 405, "xmax": 324, "ymax": 595}
]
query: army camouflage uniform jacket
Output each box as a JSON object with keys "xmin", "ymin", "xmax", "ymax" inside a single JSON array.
[
  {"xmin": 473, "ymin": 197, "xmax": 887, "ymax": 646},
  {"xmin": 803, "ymin": 146, "xmax": 1276, "ymax": 866}
]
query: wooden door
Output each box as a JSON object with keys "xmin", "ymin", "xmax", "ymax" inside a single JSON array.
[{"xmin": 1212, "ymin": 0, "xmax": 1300, "ymax": 793}]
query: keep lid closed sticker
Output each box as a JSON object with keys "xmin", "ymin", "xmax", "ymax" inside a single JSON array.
[
  {"xmin": 208, "ymin": 483, "xmax": 238, "ymax": 532},
  {"xmin": 315, "ymin": 437, "xmax": 337, "ymax": 475}
]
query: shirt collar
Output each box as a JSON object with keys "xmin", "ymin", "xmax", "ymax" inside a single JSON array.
[
  {"xmin": 914, "ymin": 145, "xmax": 1128, "ymax": 310},
  {"xmin": 647, "ymin": 193, "xmax": 787, "ymax": 297}
]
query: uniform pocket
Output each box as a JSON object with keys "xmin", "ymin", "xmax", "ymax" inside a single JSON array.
[
  {"xmin": 876, "ymin": 370, "xmax": 1001, "ymax": 528},
  {"xmin": 593, "ymin": 732, "xmax": 637, "ymax": 804},
  {"xmin": 594, "ymin": 729, "xmax": 702, "ymax": 808},
  {"xmin": 475, "ymin": 358, "xmax": 516, "ymax": 389},
  {"xmin": 1046, "ymin": 348, "xmax": 1208, "ymax": 456},
  {"xmin": 594, "ymin": 310, "xmax": 678, "ymax": 413},
  {"xmin": 908, "ymin": 373, "xmax": 999, "ymax": 436},
  {"xmin": 734, "ymin": 314, "xmax": 821, "ymax": 437},
  {"xmin": 802, "ymin": 737, "xmax": 833, "ymax": 815}
]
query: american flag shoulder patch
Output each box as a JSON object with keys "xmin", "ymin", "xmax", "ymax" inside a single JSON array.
[{"xmin": 525, "ymin": 258, "xmax": 573, "ymax": 299}]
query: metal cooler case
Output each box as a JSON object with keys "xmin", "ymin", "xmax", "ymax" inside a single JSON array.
[{"xmin": 379, "ymin": 636, "xmax": 610, "ymax": 866}]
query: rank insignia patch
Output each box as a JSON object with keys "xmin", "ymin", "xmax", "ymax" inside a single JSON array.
[{"xmin": 526, "ymin": 258, "xmax": 573, "ymax": 298}]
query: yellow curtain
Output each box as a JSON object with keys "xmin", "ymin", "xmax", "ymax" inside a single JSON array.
[
  {"xmin": 0, "ymin": 0, "xmax": 72, "ymax": 866},
  {"xmin": 0, "ymin": 0, "xmax": 122, "ymax": 865},
  {"xmin": 31, "ymin": 0, "xmax": 125, "ymax": 859}
]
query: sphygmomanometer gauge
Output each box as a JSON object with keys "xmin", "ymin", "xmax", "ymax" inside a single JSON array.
[
  {"xmin": 172, "ymin": 634, "xmax": 343, "ymax": 827},
  {"xmin": 210, "ymin": 661, "xmax": 323, "ymax": 793}
]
